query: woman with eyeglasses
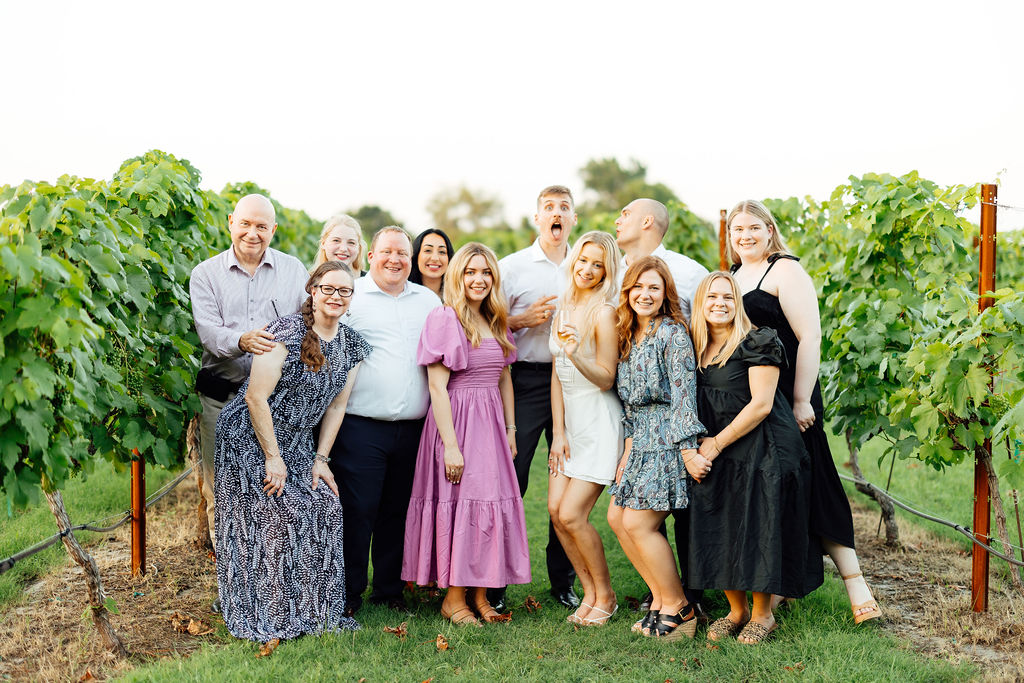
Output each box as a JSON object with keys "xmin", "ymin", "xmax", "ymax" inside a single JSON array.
[{"xmin": 214, "ymin": 261, "xmax": 372, "ymax": 642}]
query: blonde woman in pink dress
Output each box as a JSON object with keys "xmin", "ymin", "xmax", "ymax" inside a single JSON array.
[{"xmin": 402, "ymin": 243, "xmax": 531, "ymax": 626}]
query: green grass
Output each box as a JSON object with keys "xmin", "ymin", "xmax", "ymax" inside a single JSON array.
[
  {"xmin": 118, "ymin": 443, "xmax": 975, "ymax": 682},
  {"xmin": 0, "ymin": 460, "xmax": 179, "ymax": 609},
  {"xmin": 829, "ymin": 430, "xmax": 1024, "ymax": 563}
]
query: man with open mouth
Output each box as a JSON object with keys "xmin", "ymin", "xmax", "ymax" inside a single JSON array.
[{"xmin": 491, "ymin": 185, "xmax": 581, "ymax": 612}]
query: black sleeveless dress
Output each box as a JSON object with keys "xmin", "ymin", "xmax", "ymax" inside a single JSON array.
[
  {"xmin": 687, "ymin": 329, "xmax": 822, "ymax": 597},
  {"xmin": 734, "ymin": 254, "xmax": 856, "ymax": 549}
]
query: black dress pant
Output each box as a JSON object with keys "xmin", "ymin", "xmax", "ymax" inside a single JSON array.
[
  {"xmin": 330, "ymin": 414, "xmax": 424, "ymax": 607},
  {"xmin": 507, "ymin": 361, "xmax": 575, "ymax": 592}
]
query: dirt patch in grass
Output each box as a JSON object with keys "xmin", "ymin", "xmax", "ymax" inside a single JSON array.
[
  {"xmin": 1, "ymin": 482, "xmax": 1023, "ymax": 681},
  {"xmin": 847, "ymin": 499, "xmax": 1024, "ymax": 681},
  {"xmin": 0, "ymin": 481, "xmax": 221, "ymax": 682}
]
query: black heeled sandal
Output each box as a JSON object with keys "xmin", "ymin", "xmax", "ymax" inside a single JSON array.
[
  {"xmin": 646, "ymin": 606, "xmax": 697, "ymax": 641},
  {"xmin": 631, "ymin": 609, "xmax": 659, "ymax": 634}
]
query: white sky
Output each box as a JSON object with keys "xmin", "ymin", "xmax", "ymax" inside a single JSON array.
[{"xmin": 2, "ymin": 1, "xmax": 1022, "ymax": 234}]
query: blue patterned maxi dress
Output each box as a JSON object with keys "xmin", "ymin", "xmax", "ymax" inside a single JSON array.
[
  {"xmin": 610, "ymin": 319, "xmax": 706, "ymax": 510},
  {"xmin": 214, "ymin": 314, "xmax": 371, "ymax": 642}
]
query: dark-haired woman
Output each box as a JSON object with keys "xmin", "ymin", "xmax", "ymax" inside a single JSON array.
[
  {"xmin": 214, "ymin": 261, "xmax": 372, "ymax": 642},
  {"xmin": 410, "ymin": 228, "xmax": 454, "ymax": 298}
]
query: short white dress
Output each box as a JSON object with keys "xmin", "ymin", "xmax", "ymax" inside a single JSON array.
[{"xmin": 548, "ymin": 322, "xmax": 625, "ymax": 486}]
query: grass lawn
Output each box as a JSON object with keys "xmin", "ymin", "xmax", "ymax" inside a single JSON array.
[
  {"xmin": 115, "ymin": 440, "xmax": 975, "ymax": 682},
  {"xmin": 829, "ymin": 430, "xmax": 1024, "ymax": 581},
  {"xmin": 0, "ymin": 461, "xmax": 179, "ymax": 609}
]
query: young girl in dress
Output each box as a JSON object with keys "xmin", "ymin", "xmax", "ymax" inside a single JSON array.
[
  {"xmin": 402, "ymin": 243, "xmax": 531, "ymax": 626},
  {"xmin": 548, "ymin": 231, "xmax": 623, "ymax": 627},
  {"xmin": 607, "ymin": 256, "xmax": 705, "ymax": 640}
]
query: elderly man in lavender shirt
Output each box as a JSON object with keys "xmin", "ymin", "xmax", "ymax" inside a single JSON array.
[{"xmin": 189, "ymin": 194, "xmax": 308, "ymax": 545}]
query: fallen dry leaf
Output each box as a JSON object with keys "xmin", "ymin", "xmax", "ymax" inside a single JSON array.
[
  {"xmin": 421, "ymin": 679, "xmax": 434, "ymax": 683},
  {"xmin": 170, "ymin": 611, "xmax": 188, "ymax": 633},
  {"xmin": 78, "ymin": 670, "xmax": 96, "ymax": 682},
  {"xmin": 488, "ymin": 611, "xmax": 513, "ymax": 623},
  {"xmin": 256, "ymin": 638, "xmax": 280, "ymax": 658},
  {"xmin": 383, "ymin": 622, "xmax": 409, "ymax": 638},
  {"xmin": 187, "ymin": 618, "xmax": 215, "ymax": 636},
  {"xmin": 783, "ymin": 662, "xmax": 805, "ymax": 672},
  {"xmin": 524, "ymin": 595, "xmax": 541, "ymax": 613},
  {"xmin": 435, "ymin": 634, "xmax": 449, "ymax": 651}
]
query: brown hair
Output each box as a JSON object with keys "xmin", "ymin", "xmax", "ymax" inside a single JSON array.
[
  {"xmin": 537, "ymin": 185, "xmax": 574, "ymax": 209},
  {"xmin": 615, "ymin": 256, "xmax": 686, "ymax": 361},
  {"xmin": 443, "ymin": 243, "xmax": 516, "ymax": 357},
  {"xmin": 300, "ymin": 261, "xmax": 354, "ymax": 371},
  {"xmin": 725, "ymin": 199, "xmax": 792, "ymax": 265},
  {"xmin": 690, "ymin": 271, "xmax": 753, "ymax": 367}
]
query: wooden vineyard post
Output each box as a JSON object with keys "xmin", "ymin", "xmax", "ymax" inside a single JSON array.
[
  {"xmin": 719, "ymin": 209, "xmax": 728, "ymax": 271},
  {"xmin": 972, "ymin": 183, "xmax": 997, "ymax": 611},
  {"xmin": 131, "ymin": 447, "xmax": 146, "ymax": 576}
]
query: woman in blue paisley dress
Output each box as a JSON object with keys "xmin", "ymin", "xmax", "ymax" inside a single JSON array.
[
  {"xmin": 214, "ymin": 261, "xmax": 371, "ymax": 642},
  {"xmin": 607, "ymin": 256, "xmax": 706, "ymax": 640}
]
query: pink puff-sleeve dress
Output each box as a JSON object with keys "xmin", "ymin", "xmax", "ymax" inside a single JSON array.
[{"xmin": 401, "ymin": 307, "xmax": 532, "ymax": 589}]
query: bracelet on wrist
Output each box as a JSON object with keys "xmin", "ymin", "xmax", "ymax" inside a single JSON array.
[
  {"xmin": 506, "ymin": 425, "xmax": 517, "ymax": 432},
  {"xmin": 314, "ymin": 452, "xmax": 330, "ymax": 464}
]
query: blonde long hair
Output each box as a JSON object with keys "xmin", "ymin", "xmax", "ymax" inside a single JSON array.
[
  {"xmin": 615, "ymin": 256, "xmax": 685, "ymax": 361},
  {"xmin": 690, "ymin": 271, "xmax": 753, "ymax": 367},
  {"xmin": 443, "ymin": 243, "xmax": 516, "ymax": 357},
  {"xmin": 313, "ymin": 213, "xmax": 366, "ymax": 272},
  {"xmin": 557, "ymin": 231, "xmax": 619, "ymax": 354},
  {"xmin": 725, "ymin": 199, "xmax": 792, "ymax": 266}
]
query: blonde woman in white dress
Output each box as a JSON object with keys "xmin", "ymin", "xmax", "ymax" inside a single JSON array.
[{"xmin": 548, "ymin": 230, "xmax": 624, "ymax": 626}]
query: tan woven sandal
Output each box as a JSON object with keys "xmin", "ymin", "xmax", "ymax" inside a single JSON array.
[{"xmin": 842, "ymin": 572, "xmax": 882, "ymax": 624}]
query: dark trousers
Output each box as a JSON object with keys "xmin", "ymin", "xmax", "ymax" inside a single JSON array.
[
  {"xmin": 330, "ymin": 414, "xmax": 424, "ymax": 607},
  {"xmin": 507, "ymin": 361, "xmax": 575, "ymax": 592}
]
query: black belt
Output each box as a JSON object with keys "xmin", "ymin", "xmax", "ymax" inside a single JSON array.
[
  {"xmin": 196, "ymin": 367, "xmax": 242, "ymax": 402},
  {"xmin": 513, "ymin": 360, "xmax": 553, "ymax": 371}
]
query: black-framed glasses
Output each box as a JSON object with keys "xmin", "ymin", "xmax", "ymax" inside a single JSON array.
[{"xmin": 317, "ymin": 284, "xmax": 354, "ymax": 298}]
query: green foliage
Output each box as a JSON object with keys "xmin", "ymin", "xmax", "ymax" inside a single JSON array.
[
  {"xmin": 578, "ymin": 157, "xmax": 678, "ymax": 214},
  {"xmin": 426, "ymin": 185, "xmax": 510, "ymax": 236},
  {"xmin": 348, "ymin": 205, "xmax": 401, "ymax": 243},
  {"xmin": 0, "ymin": 151, "xmax": 321, "ymax": 508},
  {"xmin": 765, "ymin": 173, "xmax": 1024, "ymax": 482}
]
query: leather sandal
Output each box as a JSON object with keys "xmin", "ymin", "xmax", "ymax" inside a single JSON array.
[
  {"xmin": 737, "ymin": 620, "xmax": 777, "ymax": 644},
  {"xmin": 707, "ymin": 616, "xmax": 747, "ymax": 642},
  {"xmin": 441, "ymin": 604, "xmax": 482, "ymax": 627},
  {"xmin": 645, "ymin": 606, "xmax": 697, "ymax": 641},
  {"xmin": 472, "ymin": 600, "xmax": 504, "ymax": 623},
  {"xmin": 582, "ymin": 604, "xmax": 617, "ymax": 626},
  {"xmin": 632, "ymin": 609, "xmax": 658, "ymax": 634},
  {"xmin": 842, "ymin": 572, "xmax": 882, "ymax": 624}
]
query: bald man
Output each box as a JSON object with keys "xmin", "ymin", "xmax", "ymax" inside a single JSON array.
[
  {"xmin": 190, "ymin": 194, "xmax": 309, "ymax": 547},
  {"xmin": 614, "ymin": 197, "xmax": 710, "ymax": 614},
  {"xmin": 614, "ymin": 198, "xmax": 708, "ymax": 322}
]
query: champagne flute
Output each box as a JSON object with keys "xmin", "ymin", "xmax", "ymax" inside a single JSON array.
[{"xmin": 554, "ymin": 309, "xmax": 573, "ymax": 345}]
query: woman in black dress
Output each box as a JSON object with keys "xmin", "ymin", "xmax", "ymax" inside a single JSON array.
[
  {"xmin": 686, "ymin": 272, "xmax": 820, "ymax": 644},
  {"xmin": 727, "ymin": 199, "xmax": 881, "ymax": 625}
]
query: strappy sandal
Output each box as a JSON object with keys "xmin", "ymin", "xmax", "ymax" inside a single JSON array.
[
  {"xmin": 631, "ymin": 609, "xmax": 658, "ymax": 634},
  {"xmin": 471, "ymin": 600, "xmax": 504, "ymax": 623},
  {"xmin": 842, "ymin": 572, "xmax": 882, "ymax": 624},
  {"xmin": 736, "ymin": 620, "xmax": 777, "ymax": 644},
  {"xmin": 707, "ymin": 616, "xmax": 747, "ymax": 642},
  {"xmin": 441, "ymin": 604, "xmax": 482, "ymax": 627},
  {"xmin": 582, "ymin": 604, "xmax": 617, "ymax": 626},
  {"xmin": 568, "ymin": 602, "xmax": 593, "ymax": 625},
  {"xmin": 646, "ymin": 606, "xmax": 697, "ymax": 641}
]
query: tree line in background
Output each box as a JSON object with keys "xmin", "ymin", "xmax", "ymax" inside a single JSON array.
[{"xmin": 3, "ymin": 150, "xmax": 1024, "ymax": 651}]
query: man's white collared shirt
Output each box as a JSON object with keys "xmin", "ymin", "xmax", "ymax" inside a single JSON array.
[
  {"xmin": 499, "ymin": 239, "xmax": 568, "ymax": 363},
  {"xmin": 343, "ymin": 275, "xmax": 441, "ymax": 421}
]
